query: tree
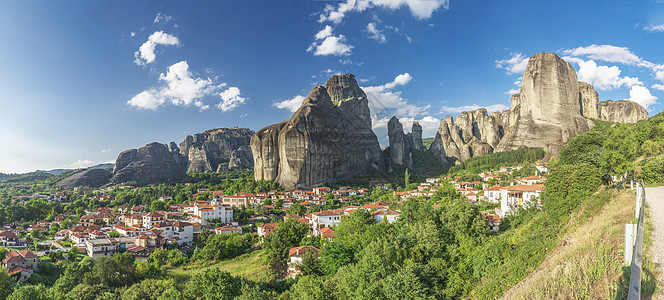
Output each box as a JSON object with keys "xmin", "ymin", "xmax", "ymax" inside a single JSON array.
[
  {"xmin": 0, "ymin": 269, "xmax": 14, "ymax": 300},
  {"xmin": 300, "ymin": 249, "xmax": 322, "ymax": 276},
  {"xmin": 404, "ymin": 169, "xmax": 410, "ymax": 188},
  {"xmin": 185, "ymin": 268, "xmax": 245, "ymax": 300},
  {"xmin": 108, "ymin": 231, "xmax": 120, "ymax": 238},
  {"xmin": 150, "ymin": 201, "xmax": 166, "ymax": 212},
  {"xmin": 7, "ymin": 284, "xmax": 51, "ymax": 300}
]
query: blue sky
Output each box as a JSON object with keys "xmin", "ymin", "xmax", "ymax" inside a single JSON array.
[{"xmin": 2, "ymin": 0, "xmax": 664, "ymax": 173}]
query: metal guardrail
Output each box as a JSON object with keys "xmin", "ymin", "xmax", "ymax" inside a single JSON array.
[{"xmin": 626, "ymin": 181, "xmax": 645, "ymax": 300}]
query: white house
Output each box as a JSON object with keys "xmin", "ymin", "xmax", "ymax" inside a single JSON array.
[
  {"xmin": 215, "ymin": 226, "xmax": 242, "ymax": 235},
  {"xmin": 310, "ymin": 210, "xmax": 342, "ymax": 236},
  {"xmin": 287, "ymin": 246, "xmax": 319, "ymax": 278},
  {"xmin": 499, "ymin": 184, "xmax": 545, "ymax": 217},
  {"xmin": 371, "ymin": 208, "xmax": 400, "ymax": 223},
  {"xmin": 485, "ymin": 185, "xmax": 502, "ymax": 203},
  {"xmin": 187, "ymin": 202, "xmax": 233, "ymax": 225}
]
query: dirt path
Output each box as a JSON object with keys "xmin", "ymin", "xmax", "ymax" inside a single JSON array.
[{"xmin": 646, "ymin": 186, "xmax": 664, "ymax": 299}]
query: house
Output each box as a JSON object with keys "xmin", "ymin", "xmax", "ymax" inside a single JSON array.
[
  {"xmin": 85, "ymin": 237, "xmax": 135, "ymax": 259},
  {"xmin": 426, "ymin": 177, "xmax": 441, "ymax": 184},
  {"xmin": 186, "ymin": 201, "xmax": 234, "ymax": 225},
  {"xmin": 486, "ymin": 214, "xmax": 501, "ymax": 231},
  {"xmin": 70, "ymin": 233, "xmax": 89, "ymax": 246},
  {"xmin": 518, "ymin": 175, "xmax": 546, "ymax": 185},
  {"xmin": 485, "ymin": 185, "xmax": 502, "ymax": 203},
  {"xmin": 2, "ymin": 250, "xmax": 38, "ymax": 282},
  {"xmin": 257, "ymin": 223, "xmax": 278, "ymax": 237},
  {"xmin": 320, "ymin": 227, "xmax": 336, "ymax": 242},
  {"xmin": 312, "ymin": 187, "xmax": 332, "ymax": 195},
  {"xmin": 143, "ymin": 211, "xmax": 167, "ymax": 228},
  {"xmin": 287, "ymin": 246, "xmax": 320, "ymax": 278},
  {"xmin": 214, "ymin": 226, "xmax": 242, "ymax": 235},
  {"xmin": 0, "ymin": 230, "xmax": 21, "ymax": 247},
  {"xmin": 311, "ymin": 210, "xmax": 342, "ymax": 236},
  {"xmin": 371, "ymin": 208, "xmax": 400, "ymax": 223},
  {"xmin": 499, "ymin": 184, "xmax": 545, "ymax": 217},
  {"xmin": 222, "ymin": 193, "xmax": 255, "ymax": 207}
]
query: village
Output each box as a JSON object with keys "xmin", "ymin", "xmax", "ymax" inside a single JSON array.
[{"xmin": 0, "ymin": 162, "xmax": 548, "ymax": 281}]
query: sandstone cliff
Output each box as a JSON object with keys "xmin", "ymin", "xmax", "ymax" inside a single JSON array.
[
  {"xmin": 388, "ymin": 116, "xmax": 413, "ymax": 169},
  {"xmin": 110, "ymin": 142, "xmax": 186, "ymax": 184},
  {"xmin": 251, "ymin": 74, "xmax": 384, "ymax": 190},
  {"xmin": 430, "ymin": 52, "xmax": 647, "ymax": 163},
  {"xmin": 598, "ymin": 100, "xmax": 649, "ymax": 123},
  {"xmin": 56, "ymin": 169, "xmax": 112, "ymax": 189},
  {"xmin": 179, "ymin": 128, "xmax": 254, "ymax": 173},
  {"xmin": 411, "ymin": 121, "xmax": 424, "ymax": 151}
]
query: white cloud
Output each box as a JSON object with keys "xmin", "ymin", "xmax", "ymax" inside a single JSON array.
[
  {"xmin": 128, "ymin": 61, "xmax": 245, "ymax": 112},
  {"xmin": 103, "ymin": 160, "xmax": 115, "ymax": 164},
  {"xmin": 628, "ymin": 85, "xmax": 657, "ymax": 110},
  {"xmin": 495, "ymin": 53, "xmax": 529, "ymax": 75},
  {"xmin": 101, "ymin": 149, "xmax": 110, "ymax": 153},
  {"xmin": 319, "ymin": 0, "xmax": 449, "ymax": 24},
  {"xmin": 652, "ymin": 84, "xmax": 664, "ymax": 91},
  {"xmin": 505, "ymin": 89, "xmax": 519, "ymax": 95},
  {"xmin": 644, "ymin": 24, "xmax": 664, "ymax": 32},
  {"xmin": 130, "ymin": 32, "xmax": 136, "ymax": 37},
  {"xmin": 576, "ymin": 60, "xmax": 642, "ymax": 91},
  {"xmin": 440, "ymin": 104, "xmax": 509, "ymax": 114},
  {"xmin": 127, "ymin": 89, "xmax": 165, "ymax": 110},
  {"xmin": 561, "ymin": 45, "xmax": 658, "ymax": 69},
  {"xmin": 217, "ymin": 87, "xmax": 247, "ymax": 112},
  {"xmin": 366, "ymin": 22, "xmax": 386, "ymax": 43},
  {"xmin": 308, "ymin": 26, "xmax": 353, "ymax": 56},
  {"xmin": 154, "ymin": 13, "xmax": 172, "ymax": 24},
  {"xmin": 363, "ymin": 73, "xmax": 428, "ymax": 117},
  {"xmin": 273, "ymin": 95, "xmax": 306, "ymax": 112},
  {"xmin": 134, "ymin": 31, "xmax": 180, "ymax": 65},
  {"xmin": 70, "ymin": 159, "xmax": 95, "ymax": 169}
]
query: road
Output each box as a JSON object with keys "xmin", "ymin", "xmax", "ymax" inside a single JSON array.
[{"xmin": 646, "ymin": 186, "xmax": 664, "ymax": 299}]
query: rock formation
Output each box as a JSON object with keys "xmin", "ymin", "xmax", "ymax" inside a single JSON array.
[
  {"xmin": 579, "ymin": 81, "xmax": 599, "ymax": 119},
  {"xmin": 110, "ymin": 142, "xmax": 186, "ymax": 184},
  {"xmin": 56, "ymin": 169, "xmax": 112, "ymax": 189},
  {"xmin": 598, "ymin": 100, "xmax": 649, "ymax": 123},
  {"xmin": 411, "ymin": 122, "xmax": 424, "ymax": 150},
  {"xmin": 388, "ymin": 116, "xmax": 413, "ymax": 168},
  {"xmin": 179, "ymin": 128, "xmax": 254, "ymax": 173},
  {"xmin": 430, "ymin": 52, "xmax": 648, "ymax": 163},
  {"xmin": 251, "ymin": 74, "xmax": 384, "ymax": 190}
]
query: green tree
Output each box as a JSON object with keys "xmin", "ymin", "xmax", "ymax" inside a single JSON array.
[
  {"xmin": 0, "ymin": 269, "xmax": 14, "ymax": 300},
  {"xmin": 300, "ymin": 249, "xmax": 322, "ymax": 276},
  {"xmin": 185, "ymin": 268, "xmax": 245, "ymax": 300},
  {"xmin": 404, "ymin": 169, "xmax": 410, "ymax": 188},
  {"xmin": 7, "ymin": 284, "xmax": 51, "ymax": 300}
]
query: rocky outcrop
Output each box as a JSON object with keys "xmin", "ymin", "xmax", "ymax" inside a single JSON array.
[
  {"xmin": 430, "ymin": 52, "xmax": 648, "ymax": 163},
  {"xmin": 179, "ymin": 128, "xmax": 254, "ymax": 173},
  {"xmin": 495, "ymin": 52, "xmax": 594, "ymax": 153},
  {"xmin": 56, "ymin": 169, "xmax": 112, "ymax": 189},
  {"xmin": 411, "ymin": 122, "xmax": 424, "ymax": 150},
  {"xmin": 430, "ymin": 109, "xmax": 503, "ymax": 162},
  {"xmin": 579, "ymin": 81, "xmax": 599, "ymax": 119},
  {"xmin": 110, "ymin": 142, "xmax": 186, "ymax": 184},
  {"xmin": 599, "ymin": 100, "xmax": 649, "ymax": 123},
  {"xmin": 388, "ymin": 117, "xmax": 413, "ymax": 168},
  {"xmin": 251, "ymin": 74, "xmax": 384, "ymax": 190}
]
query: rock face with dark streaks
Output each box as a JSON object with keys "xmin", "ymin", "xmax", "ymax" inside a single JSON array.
[
  {"xmin": 179, "ymin": 128, "xmax": 254, "ymax": 173},
  {"xmin": 411, "ymin": 121, "xmax": 424, "ymax": 150},
  {"xmin": 110, "ymin": 142, "xmax": 186, "ymax": 184},
  {"xmin": 598, "ymin": 100, "xmax": 649, "ymax": 123},
  {"xmin": 388, "ymin": 116, "xmax": 413, "ymax": 168},
  {"xmin": 251, "ymin": 74, "xmax": 384, "ymax": 190},
  {"xmin": 429, "ymin": 52, "xmax": 648, "ymax": 163},
  {"xmin": 56, "ymin": 169, "xmax": 112, "ymax": 189}
]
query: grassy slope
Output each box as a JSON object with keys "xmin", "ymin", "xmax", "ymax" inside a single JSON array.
[
  {"xmin": 499, "ymin": 189, "xmax": 655, "ymax": 299},
  {"xmin": 168, "ymin": 249, "xmax": 270, "ymax": 288}
]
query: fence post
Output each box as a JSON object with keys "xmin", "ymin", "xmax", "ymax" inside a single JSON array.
[{"xmin": 625, "ymin": 223, "xmax": 636, "ymax": 264}]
